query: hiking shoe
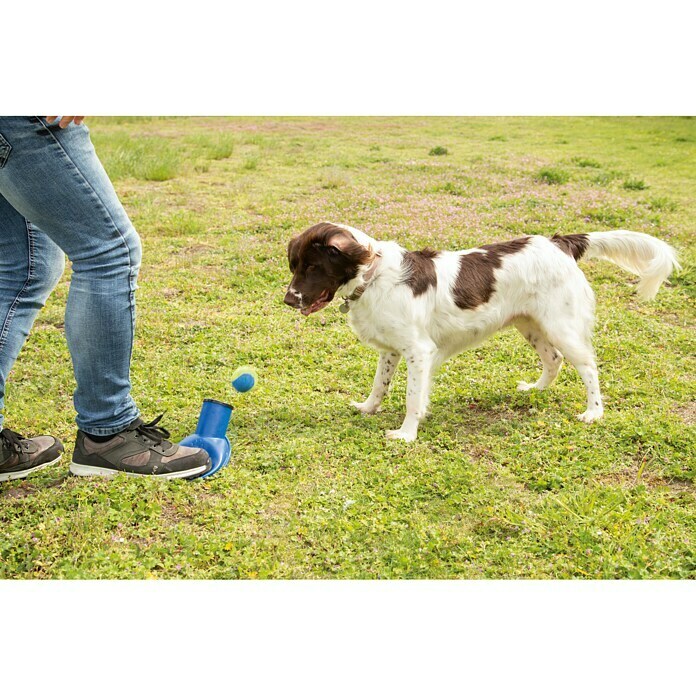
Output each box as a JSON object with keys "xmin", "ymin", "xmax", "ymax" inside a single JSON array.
[
  {"xmin": 0, "ymin": 428, "xmax": 65, "ymax": 482},
  {"xmin": 69, "ymin": 415, "xmax": 212, "ymax": 480}
]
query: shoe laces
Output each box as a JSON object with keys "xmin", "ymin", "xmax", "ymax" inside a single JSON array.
[
  {"xmin": 130, "ymin": 414, "xmax": 171, "ymax": 447},
  {"xmin": 0, "ymin": 428, "xmax": 26, "ymax": 454}
]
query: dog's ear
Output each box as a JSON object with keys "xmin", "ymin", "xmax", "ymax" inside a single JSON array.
[
  {"xmin": 312, "ymin": 231, "xmax": 357, "ymax": 258},
  {"xmin": 312, "ymin": 240, "xmax": 341, "ymax": 257},
  {"xmin": 327, "ymin": 231, "xmax": 373, "ymax": 265},
  {"xmin": 327, "ymin": 231, "xmax": 357, "ymax": 254}
]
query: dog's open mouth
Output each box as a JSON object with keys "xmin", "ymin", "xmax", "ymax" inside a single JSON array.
[{"xmin": 301, "ymin": 289, "xmax": 334, "ymax": 316}]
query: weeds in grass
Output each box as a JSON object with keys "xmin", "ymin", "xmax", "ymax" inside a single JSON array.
[
  {"xmin": 537, "ymin": 167, "xmax": 570, "ymax": 185},
  {"xmin": 433, "ymin": 181, "xmax": 468, "ymax": 197},
  {"xmin": 592, "ymin": 170, "xmax": 621, "ymax": 186},
  {"xmin": 93, "ymin": 133, "xmax": 181, "ymax": 181},
  {"xmin": 646, "ymin": 196, "xmax": 678, "ymax": 212},
  {"xmin": 572, "ymin": 157, "xmax": 601, "ymax": 168},
  {"xmin": 186, "ymin": 133, "xmax": 235, "ymax": 160},
  {"xmin": 429, "ymin": 146, "xmax": 449, "ymax": 156},
  {"xmin": 159, "ymin": 210, "xmax": 206, "ymax": 236},
  {"xmin": 320, "ymin": 167, "xmax": 351, "ymax": 189},
  {"xmin": 623, "ymin": 178, "xmax": 648, "ymax": 190},
  {"xmin": 582, "ymin": 206, "xmax": 629, "ymax": 226}
]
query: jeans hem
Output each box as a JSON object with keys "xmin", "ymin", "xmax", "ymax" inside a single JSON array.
[{"xmin": 77, "ymin": 411, "xmax": 140, "ymax": 437}]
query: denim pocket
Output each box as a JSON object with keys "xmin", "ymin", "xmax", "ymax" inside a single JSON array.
[{"xmin": 0, "ymin": 133, "xmax": 11, "ymax": 168}]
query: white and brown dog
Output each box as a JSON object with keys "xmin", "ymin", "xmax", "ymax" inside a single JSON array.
[{"xmin": 284, "ymin": 222, "xmax": 680, "ymax": 441}]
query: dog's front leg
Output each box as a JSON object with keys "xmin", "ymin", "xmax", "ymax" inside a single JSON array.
[
  {"xmin": 386, "ymin": 346, "xmax": 434, "ymax": 442},
  {"xmin": 351, "ymin": 351, "xmax": 400, "ymax": 415}
]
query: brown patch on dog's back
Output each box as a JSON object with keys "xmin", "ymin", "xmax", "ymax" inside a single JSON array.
[
  {"xmin": 402, "ymin": 249, "xmax": 439, "ymax": 296},
  {"xmin": 551, "ymin": 233, "xmax": 589, "ymax": 260},
  {"xmin": 453, "ymin": 237, "xmax": 530, "ymax": 310}
]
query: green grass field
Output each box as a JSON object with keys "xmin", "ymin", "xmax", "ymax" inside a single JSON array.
[{"xmin": 1, "ymin": 117, "xmax": 694, "ymax": 578}]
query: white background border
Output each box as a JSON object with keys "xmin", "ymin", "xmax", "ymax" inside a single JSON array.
[
  {"xmin": 1, "ymin": 580, "xmax": 693, "ymax": 693},
  {"xmin": 4, "ymin": 1, "xmax": 694, "ymax": 114}
]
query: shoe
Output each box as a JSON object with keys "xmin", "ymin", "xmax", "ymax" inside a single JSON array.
[
  {"xmin": 69, "ymin": 415, "xmax": 212, "ymax": 480},
  {"xmin": 0, "ymin": 428, "xmax": 65, "ymax": 482}
]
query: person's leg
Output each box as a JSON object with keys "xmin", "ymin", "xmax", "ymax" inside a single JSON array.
[
  {"xmin": 0, "ymin": 116, "xmax": 141, "ymax": 435},
  {"xmin": 0, "ymin": 193, "xmax": 66, "ymax": 429},
  {"xmin": 0, "ymin": 117, "xmax": 210, "ymax": 480},
  {"xmin": 0, "ymin": 193, "xmax": 66, "ymax": 481}
]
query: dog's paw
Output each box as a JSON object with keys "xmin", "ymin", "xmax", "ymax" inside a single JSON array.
[
  {"xmin": 351, "ymin": 400, "xmax": 380, "ymax": 415},
  {"xmin": 517, "ymin": 380, "xmax": 536, "ymax": 392},
  {"xmin": 386, "ymin": 428, "xmax": 416, "ymax": 442},
  {"xmin": 577, "ymin": 409, "xmax": 603, "ymax": 424}
]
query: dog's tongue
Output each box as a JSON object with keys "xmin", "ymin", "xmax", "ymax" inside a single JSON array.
[{"xmin": 301, "ymin": 290, "xmax": 331, "ymax": 316}]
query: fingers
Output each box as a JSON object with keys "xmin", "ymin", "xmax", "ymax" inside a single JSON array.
[{"xmin": 42, "ymin": 116, "xmax": 87, "ymax": 128}]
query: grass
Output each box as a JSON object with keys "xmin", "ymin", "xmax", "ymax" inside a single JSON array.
[
  {"xmin": 623, "ymin": 177, "xmax": 648, "ymax": 190},
  {"xmin": 89, "ymin": 131, "xmax": 182, "ymax": 181},
  {"xmin": 320, "ymin": 167, "xmax": 352, "ymax": 189},
  {"xmin": 537, "ymin": 167, "xmax": 570, "ymax": 185},
  {"xmin": 572, "ymin": 156, "xmax": 601, "ymax": 168},
  {"xmin": 1, "ymin": 117, "xmax": 694, "ymax": 579},
  {"xmin": 647, "ymin": 197, "xmax": 678, "ymax": 212}
]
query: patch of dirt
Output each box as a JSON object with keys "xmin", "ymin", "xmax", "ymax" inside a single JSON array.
[
  {"xmin": 597, "ymin": 469, "xmax": 694, "ymax": 493},
  {"xmin": 260, "ymin": 497, "xmax": 295, "ymax": 522},
  {"xmin": 33, "ymin": 320, "xmax": 65, "ymax": 330},
  {"xmin": 182, "ymin": 243, "xmax": 215, "ymax": 255},
  {"xmin": 1, "ymin": 483, "xmax": 37, "ymax": 499},
  {"xmin": 160, "ymin": 502, "xmax": 187, "ymax": 525},
  {"xmin": 1, "ymin": 474, "xmax": 68, "ymax": 499},
  {"xmin": 675, "ymin": 401, "xmax": 696, "ymax": 426}
]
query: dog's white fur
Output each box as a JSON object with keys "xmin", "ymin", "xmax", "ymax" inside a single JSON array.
[{"xmin": 329, "ymin": 224, "xmax": 680, "ymax": 441}]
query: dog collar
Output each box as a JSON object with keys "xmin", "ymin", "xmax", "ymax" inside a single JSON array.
[{"xmin": 339, "ymin": 253, "xmax": 382, "ymax": 314}]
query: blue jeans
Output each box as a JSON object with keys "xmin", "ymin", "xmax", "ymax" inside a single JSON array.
[{"xmin": 0, "ymin": 117, "xmax": 141, "ymax": 435}]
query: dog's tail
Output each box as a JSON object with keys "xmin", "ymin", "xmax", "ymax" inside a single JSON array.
[{"xmin": 553, "ymin": 230, "xmax": 681, "ymax": 300}]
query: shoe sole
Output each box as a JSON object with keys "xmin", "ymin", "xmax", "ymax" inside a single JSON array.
[
  {"xmin": 69, "ymin": 461, "xmax": 209, "ymax": 480},
  {"xmin": 0, "ymin": 454, "xmax": 64, "ymax": 483}
]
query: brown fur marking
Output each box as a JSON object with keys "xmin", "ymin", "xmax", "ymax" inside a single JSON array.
[
  {"xmin": 551, "ymin": 233, "xmax": 590, "ymax": 260},
  {"xmin": 402, "ymin": 249, "xmax": 439, "ymax": 296},
  {"xmin": 453, "ymin": 237, "xmax": 530, "ymax": 310}
]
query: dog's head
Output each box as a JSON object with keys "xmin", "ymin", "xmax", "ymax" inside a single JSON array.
[{"xmin": 284, "ymin": 223, "xmax": 373, "ymax": 315}]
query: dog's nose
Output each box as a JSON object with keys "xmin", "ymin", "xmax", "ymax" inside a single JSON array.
[{"xmin": 284, "ymin": 290, "xmax": 300, "ymax": 308}]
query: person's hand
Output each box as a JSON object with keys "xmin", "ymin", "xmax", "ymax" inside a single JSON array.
[{"xmin": 45, "ymin": 116, "xmax": 86, "ymax": 128}]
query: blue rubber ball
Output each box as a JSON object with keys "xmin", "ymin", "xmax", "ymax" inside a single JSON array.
[
  {"xmin": 231, "ymin": 366, "xmax": 257, "ymax": 393},
  {"xmin": 232, "ymin": 373, "xmax": 255, "ymax": 392}
]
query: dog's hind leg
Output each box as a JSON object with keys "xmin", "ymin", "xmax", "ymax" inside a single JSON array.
[
  {"xmin": 514, "ymin": 317, "xmax": 564, "ymax": 391},
  {"xmin": 545, "ymin": 324, "xmax": 604, "ymax": 423},
  {"xmin": 386, "ymin": 342, "xmax": 437, "ymax": 442},
  {"xmin": 351, "ymin": 351, "xmax": 400, "ymax": 415}
]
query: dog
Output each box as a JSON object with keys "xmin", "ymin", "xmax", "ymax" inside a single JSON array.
[{"xmin": 284, "ymin": 222, "xmax": 680, "ymax": 441}]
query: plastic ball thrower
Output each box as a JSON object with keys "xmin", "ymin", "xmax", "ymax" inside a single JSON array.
[{"xmin": 180, "ymin": 366, "xmax": 258, "ymax": 479}]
